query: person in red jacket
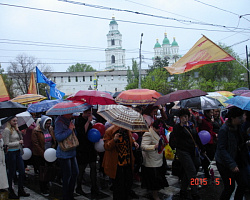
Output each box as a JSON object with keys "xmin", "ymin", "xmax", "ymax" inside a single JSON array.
[{"xmin": 198, "ymin": 109, "xmax": 217, "ymax": 179}]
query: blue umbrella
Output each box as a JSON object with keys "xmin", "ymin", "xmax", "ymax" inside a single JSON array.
[
  {"xmin": 28, "ymin": 99, "xmax": 63, "ymax": 113},
  {"xmin": 225, "ymin": 96, "xmax": 250, "ymax": 111}
]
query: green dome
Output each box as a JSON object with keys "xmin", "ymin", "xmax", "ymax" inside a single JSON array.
[
  {"xmin": 162, "ymin": 33, "xmax": 170, "ymax": 45},
  {"xmin": 172, "ymin": 37, "xmax": 178, "ymax": 46},
  {"xmin": 154, "ymin": 39, "xmax": 161, "ymax": 48},
  {"xmin": 110, "ymin": 17, "xmax": 118, "ymax": 25}
]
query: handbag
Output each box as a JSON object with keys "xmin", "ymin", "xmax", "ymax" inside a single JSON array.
[
  {"xmin": 171, "ymin": 154, "xmax": 182, "ymax": 177},
  {"xmin": 17, "ymin": 131, "xmax": 24, "ymax": 155},
  {"xmin": 184, "ymin": 127, "xmax": 202, "ymax": 158},
  {"xmin": 58, "ymin": 130, "xmax": 79, "ymax": 151}
]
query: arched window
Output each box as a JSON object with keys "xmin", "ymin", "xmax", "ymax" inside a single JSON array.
[
  {"xmin": 111, "ymin": 39, "xmax": 115, "ymax": 45},
  {"xmin": 111, "ymin": 55, "xmax": 115, "ymax": 63}
]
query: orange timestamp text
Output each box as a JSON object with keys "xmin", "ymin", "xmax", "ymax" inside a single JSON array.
[{"xmin": 190, "ymin": 178, "xmax": 231, "ymax": 185}]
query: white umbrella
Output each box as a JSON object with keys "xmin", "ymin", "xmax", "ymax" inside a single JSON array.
[{"xmin": 16, "ymin": 111, "xmax": 35, "ymax": 131}]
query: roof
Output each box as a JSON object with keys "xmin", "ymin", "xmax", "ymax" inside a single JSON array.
[
  {"xmin": 162, "ymin": 33, "xmax": 170, "ymax": 45},
  {"xmin": 154, "ymin": 39, "xmax": 161, "ymax": 48},
  {"xmin": 172, "ymin": 37, "xmax": 178, "ymax": 46}
]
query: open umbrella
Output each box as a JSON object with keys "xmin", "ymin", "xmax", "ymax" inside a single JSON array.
[
  {"xmin": 0, "ymin": 101, "xmax": 27, "ymax": 118},
  {"xmin": 232, "ymin": 89, "xmax": 250, "ymax": 96},
  {"xmin": 28, "ymin": 99, "xmax": 63, "ymax": 113},
  {"xmin": 154, "ymin": 89, "xmax": 207, "ymax": 106},
  {"xmin": 207, "ymin": 92, "xmax": 229, "ymax": 107},
  {"xmin": 216, "ymin": 91, "xmax": 234, "ymax": 98},
  {"xmin": 112, "ymin": 91, "xmax": 122, "ymax": 99},
  {"xmin": 97, "ymin": 105, "xmax": 148, "ymax": 132},
  {"xmin": 225, "ymin": 96, "xmax": 250, "ymax": 111},
  {"xmin": 46, "ymin": 101, "xmax": 92, "ymax": 115},
  {"xmin": 11, "ymin": 94, "xmax": 46, "ymax": 104},
  {"xmin": 240, "ymin": 92, "xmax": 250, "ymax": 97},
  {"xmin": 115, "ymin": 89, "xmax": 161, "ymax": 105},
  {"xmin": 180, "ymin": 96, "xmax": 223, "ymax": 110},
  {"xmin": 16, "ymin": 111, "xmax": 35, "ymax": 131},
  {"xmin": 67, "ymin": 90, "xmax": 116, "ymax": 105}
]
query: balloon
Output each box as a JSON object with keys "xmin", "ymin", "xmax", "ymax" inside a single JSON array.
[
  {"xmin": 168, "ymin": 126, "xmax": 173, "ymax": 132},
  {"xmin": 132, "ymin": 133, "xmax": 139, "ymax": 141},
  {"xmin": 94, "ymin": 139, "xmax": 105, "ymax": 152},
  {"xmin": 44, "ymin": 148, "xmax": 57, "ymax": 162},
  {"xmin": 165, "ymin": 129, "xmax": 170, "ymax": 142},
  {"xmin": 93, "ymin": 123, "xmax": 105, "ymax": 136},
  {"xmin": 88, "ymin": 128, "xmax": 101, "ymax": 143},
  {"xmin": 22, "ymin": 148, "xmax": 32, "ymax": 160},
  {"xmin": 198, "ymin": 130, "xmax": 211, "ymax": 145}
]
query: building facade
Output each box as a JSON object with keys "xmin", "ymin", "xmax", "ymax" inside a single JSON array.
[
  {"xmin": 105, "ymin": 17, "xmax": 126, "ymax": 71},
  {"xmin": 153, "ymin": 33, "xmax": 180, "ymax": 65}
]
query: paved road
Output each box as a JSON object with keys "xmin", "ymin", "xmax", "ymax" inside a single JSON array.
[{"xmin": 0, "ymin": 160, "xmax": 249, "ymax": 200}]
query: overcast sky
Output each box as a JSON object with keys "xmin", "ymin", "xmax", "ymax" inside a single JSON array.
[{"xmin": 0, "ymin": 0, "xmax": 249, "ymax": 72}]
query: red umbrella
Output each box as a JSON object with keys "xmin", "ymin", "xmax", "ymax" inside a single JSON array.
[
  {"xmin": 67, "ymin": 90, "xmax": 116, "ymax": 105},
  {"xmin": 115, "ymin": 89, "xmax": 161, "ymax": 105},
  {"xmin": 154, "ymin": 89, "xmax": 207, "ymax": 106}
]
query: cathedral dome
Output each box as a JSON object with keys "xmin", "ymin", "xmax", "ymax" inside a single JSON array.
[
  {"xmin": 171, "ymin": 37, "xmax": 178, "ymax": 46},
  {"xmin": 154, "ymin": 39, "xmax": 161, "ymax": 48},
  {"xmin": 162, "ymin": 33, "xmax": 170, "ymax": 45},
  {"xmin": 110, "ymin": 17, "xmax": 118, "ymax": 25}
]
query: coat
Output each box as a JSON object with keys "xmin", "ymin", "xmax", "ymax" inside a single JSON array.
[
  {"xmin": 0, "ymin": 138, "xmax": 8, "ymax": 189},
  {"xmin": 141, "ymin": 127, "xmax": 163, "ymax": 168},
  {"xmin": 102, "ymin": 125, "xmax": 135, "ymax": 179}
]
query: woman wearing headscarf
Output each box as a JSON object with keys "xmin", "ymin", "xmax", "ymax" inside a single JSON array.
[
  {"xmin": 215, "ymin": 107, "xmax": 249, "ymax": 200},
  {"xmin": 32, "ymin": 115, "xmax": 56, "ymax": 196},
  {"xmin": 2, "ymin": 116, "xmax": 30, "ymax": 199}
]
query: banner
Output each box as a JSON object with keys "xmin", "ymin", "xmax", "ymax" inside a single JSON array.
[
  {"xmin": 36, "ymin": 67, "xmax": 56, "ymax": 87},
  {"xmin": 50, "ymin": 86, "xmax": 65, "ymax": 100},
  {"xmin": 27, "ymin": 72, "xmax": 37, "ymax": 94},
  {"xmin": 164, "ymin": 35, "xmax": 235, "ymax": 75},
  {"xmin": 0, "ymin": 74, "xmax": 10, "ymax": 102}
]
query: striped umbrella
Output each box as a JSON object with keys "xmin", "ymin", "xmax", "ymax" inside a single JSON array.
[
  {"xmin": 10, "ymin": 94, "xmax": 46, "ymax": 104},
  {"xmin": 97, "ymin": 105, "xmax": 148, "ymax": 132},
  {"xmin": 46, "ymin": 101, "xmax": 91, "ymax": 115}
]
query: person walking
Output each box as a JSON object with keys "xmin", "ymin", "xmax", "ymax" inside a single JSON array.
[
  {"xmin": 2, "ymin": 116, "xmax": 30, "ymax": 199},
  {"xmin": 54, "ymin": 114, "xmax": 79, "ymax": 200}
]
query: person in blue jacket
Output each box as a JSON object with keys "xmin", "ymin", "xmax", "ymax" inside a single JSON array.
[{"xmin": 55, "ymin": 114, "xmax": 79, "ymax": 200}]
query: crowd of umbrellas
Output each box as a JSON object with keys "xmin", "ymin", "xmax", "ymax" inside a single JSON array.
[{"xmin": 1, "ymin": 87, "xmax": 250, "ymax": 132}]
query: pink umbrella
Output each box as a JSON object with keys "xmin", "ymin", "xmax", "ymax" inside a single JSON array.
[{"xmin": 241, "ymin": 91, "xmax": 250, "ymax": 97}]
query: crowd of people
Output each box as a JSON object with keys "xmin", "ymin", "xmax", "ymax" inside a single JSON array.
[{"xmin": 0, "ymin": 102, "xmax": 250, "ymax": 200}]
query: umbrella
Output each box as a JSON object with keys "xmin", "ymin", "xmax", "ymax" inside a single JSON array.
[
  {"xmin": 216, "ymin": 91, "xmax": 234, "ymax": 98},
  {"xmin": 241, "ymin": 92, "xmax": 250, "ymax": 97},
  {"xmin": 0, "ymin": 101, "xmax": 27, "ymax": 118},
  {"xmin": 207, "ymin": 92, "xmax": 229, "ymax": 107},
  {"xmin": 10, "ymin": 94, "xmax": 46, "ymax": 104},
  {"xmin": 154, "ymin": 89, "xmax": 207, "ymax": 106},
  {"xmin": 97, "ymin": 105, "xmax": 148, "ymax": 132},
  {"xmin": 232, "ymin": 90, "xmax": 250, "ymax": 96},
  {"xmin": 46, "ymin": 101, "xmax": 92, "ymax": 115},
  {"xmin": 225, "ymin": 96, "xmax": 250, "ymax": 111},
  {"xmin": 16, "ymin": 111, "xmax": 35, "ymax": 131},
  {"xmin": 28, "ymin": 99, "xmax": 63, "ymax": 113},
  {"xmin": 115, "ymin": 89, "xmax": 162, "ymax": 105},
  {"xmin": 180, "ymin": 96, "xmax": 223, "ymax": 110},
  {"xmin": 67, "ymin": 90, "xmax": 116, "ymax": 105},
  {"xmin": 112, "ymin": 91, "xmax": 122, "ymax": 99}
]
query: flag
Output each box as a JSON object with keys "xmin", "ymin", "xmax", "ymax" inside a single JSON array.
[
  {"xmin": 0, "ymin": 74, "xmax": 10, "ymax": 102},
  {"xmin": 164, "ymin": 35, "xmax": 235, "ymax": 75},
  {"xmin": 27, "ymin": 72, "xmax": 37, "ymax": 94},
  {"xmin": 50, "ymin": 86, "xmax": 65, "ymax": 99},
  {"xmin": 36, "ymin": 67, "xmax": 56, "ymax": 87},
  {"xmin": 45, "ymin": 88, "xmax": 51, "ymax": 100}
]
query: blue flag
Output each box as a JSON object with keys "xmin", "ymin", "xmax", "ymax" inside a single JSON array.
[
  {"xmin": 50, "ymin": 86, "xmax": 65, "ymax": 99},
  {"xmin": 36, "ymin": 67, "xmax": 56, "ymax": 87},
  {"xmin": 45, "ymin": 88, "xmax": 51, "ymax": 100}
]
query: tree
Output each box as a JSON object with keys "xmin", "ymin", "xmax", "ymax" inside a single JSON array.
[
  {"xmin": 7, "ymin": 54, "xmax": 51, "ymax": 97},
  {"xmin": 126, "ymin": 59, "xmax": 139, "ymax": 89},
  {"xmin": 66, "ymin": 63, "xmax": 96, "ymax": 72}
]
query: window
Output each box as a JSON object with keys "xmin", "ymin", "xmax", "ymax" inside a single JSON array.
[
  {"xmin": 111, "ymin": 39, "xmax": 115, "ymax": 45},
  {"xmin": 90, "ymin": 76, "xmax": 92, "ymax": 81},
  {"xmin": 111, "ymin": 55, "xmax": 115, "ymax": 63},
  {"xmin": 83, "ymin": 76, "xmax": 85, "ymax": 82},
  {"xmin": 75, "ymin": 76, "xmax": 78, "ymax": 82},
  {"xmin": 111, "ymin": 75, "xmax": 114, "ymax": 80},
  {"xmin": 68, "ymin": 76, "xmax": 71, "ymax": 82},
  {"xmin": 61, "ymin": 76, "xmax": 63, "ymax": 83},
  {"xmin": 54, "ymin": 77, "xmax": 56, "ymax": 82}
]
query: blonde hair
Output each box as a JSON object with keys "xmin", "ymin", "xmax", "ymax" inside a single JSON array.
[{"xmin": 6, "ymin": 118, "xmax": 18, "ymax": 134}]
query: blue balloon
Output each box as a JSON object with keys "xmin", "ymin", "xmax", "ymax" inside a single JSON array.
[
  {"xmin": 198, "ymin": 130, "xmax": 211, "ymax": 145},
  {"xmin": 88, "ymin": 128, "xmax": 101, "ymax": 143}
]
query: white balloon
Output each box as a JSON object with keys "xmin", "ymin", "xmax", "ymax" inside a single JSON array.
[
  {"xmin": 166, "ymin": 131, "xmax": 170, "ymax": 142},
  {"xmin": 44, "ymin": 148, "xmax": 57, "ymax": 162},
  {"xmin": 94, "ymin": 139, "xmax": 105, "ymax": 152},
  {"xmin": 22, "ymin": 148, "xmax": 32, "ymax": 160}
]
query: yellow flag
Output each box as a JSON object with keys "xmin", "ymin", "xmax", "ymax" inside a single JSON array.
[
  {"xmin": 0, "ymin": 74, "xmax": 10, "ymax": 102},
  {"xmin": 164, "ymin": 35, "xmax": 235, "ymax": 75},
  {"xmin": 27, "ymin": 72, "xmax": 37, "ymax": 94}
]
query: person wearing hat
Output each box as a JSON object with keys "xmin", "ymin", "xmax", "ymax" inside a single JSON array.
[{"xmin": 2, "ymin": 116, "xmax": 30, "ymax": 199}]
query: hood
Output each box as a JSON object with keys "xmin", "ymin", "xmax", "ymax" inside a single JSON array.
[{"xmin": 39, "ymin": 115, "xmax": 52, "ymax": 131}]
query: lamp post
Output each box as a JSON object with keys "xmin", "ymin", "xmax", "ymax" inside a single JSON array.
[
  {"xmin": 94, "ymin": 69, "xmax": 114, "ymax": 90},
  {"xmin": 138, "ymin": 33, "xmax": 143, "ymax": 89}
]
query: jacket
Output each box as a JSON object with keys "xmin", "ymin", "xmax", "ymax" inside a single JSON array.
[
  {"xmin": 3, "ymin": 127, "xmax": 22, "ymax": 151},
  {"xmin": 54, "ymin": 116, "xmax": 76, "ymax": 159},
  {"xmin": 141, "ymin": 127, "xmax": 163, "ymax": 167},
  {"xmin": 199, "ymin": 116, "xmax": 217, "ymax": 144},
  {"xmin": 102, "ymin": 125, "xmax": 135, "ymax": 179}
]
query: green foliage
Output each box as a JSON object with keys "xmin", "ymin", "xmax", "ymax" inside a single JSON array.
[
  {"xmin": 66, "ymin": 63, "xmax": 96, "ymax": 72},
  {"xmin": 126, "ymin": 59, "xmax": 139, "ymax": 88}
]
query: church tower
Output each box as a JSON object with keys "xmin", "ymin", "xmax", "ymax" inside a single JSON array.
[{"xmin": 105, "ymin": 17, "xmax": 126, "ymax": 70}]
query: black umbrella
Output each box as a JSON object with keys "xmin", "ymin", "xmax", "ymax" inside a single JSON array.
[
  {"xmin": 112, "ymin": 91, "xmax": 121, "ymax": 99},
  {"xmin": 0, "ymin": 101, "xmax": 27, "ymax": 118}
]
